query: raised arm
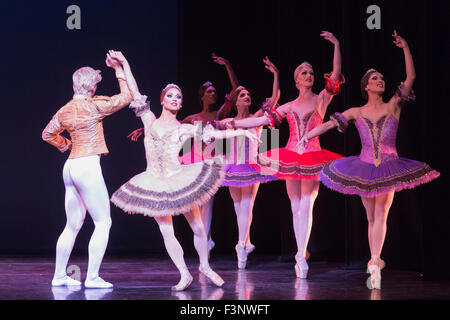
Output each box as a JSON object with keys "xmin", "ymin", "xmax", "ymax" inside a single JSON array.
[
  {"xmin": 92, "ymin": 53, "xmax": 133, "ymax": 117},
  {"xmin": 108, "ymin": 50, "xmax": 142, "ymax": 100},
  {"xmin": 214, "ymin": 53, "xmax": 240, "ymax": 120},
  {"xmin": 315, "ymin": 31, "xmax": 345, "ymax": 117},
  {"xmin": 212, "ymin": 53, "xmax": 239, "ymax": 90},
  {"xmin": 321, "ymin": 31, "xmax": 342, "ymax": 82},
  {"xmin": 254, "ymin": 56, "xmax": 280, "ymax": 117},
  {"xmin": 391, "ymin": 31, "xmax": 416, "ymax": 106},
  {"xmin": 109, "ymin": 51, "xmax": 156, "ymax": 131}
]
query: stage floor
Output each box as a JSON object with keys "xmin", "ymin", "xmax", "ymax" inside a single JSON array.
[{"xmin": 0, "ymin": 255, "xmax": 449, "ymax": 300}]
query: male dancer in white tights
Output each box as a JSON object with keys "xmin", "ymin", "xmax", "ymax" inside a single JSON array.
[{"xmin": 42, "ymin": 53, "xmax": 132, "ymax": 288}]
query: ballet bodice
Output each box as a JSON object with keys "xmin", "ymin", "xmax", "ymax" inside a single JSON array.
[
  {"xmin": 144, "ymin": 123, "xmax": 195, "ymax": 177},
  {"xmin": 226, "ymin": 127, "xmax": 261, "ymax": 165},
  {"xmin": 356, "ymin": 114, "xmax": 399, "ymax": 167},
  {"xmin": 285, "ymin": 110, "xmax": 323, "ymax": 153}
]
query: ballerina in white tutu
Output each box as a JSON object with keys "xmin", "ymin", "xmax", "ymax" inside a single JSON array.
[{"xmin": 108, "ymin": 51, "xmax": 259, "ymax": 291}]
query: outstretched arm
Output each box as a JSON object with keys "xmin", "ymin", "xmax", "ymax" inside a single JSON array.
[
  {"xmin": 203, "ymin": 127, "xmax": 260, "ymax": 144},
  {"xmin": 298, "ymin": 107, "xmax": 359, "ymax": 152},
  {"xmin": 391, "ymin": 30, "xmax": 416, "ymax": 105}
]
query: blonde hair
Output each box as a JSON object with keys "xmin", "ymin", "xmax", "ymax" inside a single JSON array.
[
  {"xmin": 72, "ymin": 67, "xmax": 102, "ymax": 95},
  {"xmin": 293, "ymin": 61, "xmax": 313, "ymax": 83}
]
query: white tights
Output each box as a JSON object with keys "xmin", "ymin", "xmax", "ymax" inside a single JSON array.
[
  {"xmin": 229, "ymin": 184, "xmax": 260, "ymax": 246},
  {"xmin": 286, "ymin": 179, "xmax": 320, "ymax": 261},
  {"xmin": 154, "ymin": 207, "xmax": 211, "ymax": 274},
  {"xmin": 54, "ymin": 155, "xmax": 111, "ymax": 281}
]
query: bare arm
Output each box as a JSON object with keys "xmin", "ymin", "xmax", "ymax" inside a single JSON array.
[
  {"xmin": 108, "ymin": 50, "xmax": 143, "ymax": 100},
  {"xmin": 321, "ymin": 31, "xmax": 342, "ymax": 82},
  {"xmin": 212, "ymin": 53, "xmax": 239, "ymax": 90},
  {"xmin": 391, "ymin": 30, "xmax": 416, "ymax": 105}
]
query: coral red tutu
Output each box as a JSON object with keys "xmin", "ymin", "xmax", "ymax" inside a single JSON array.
[{"xmin": 251, "ymin": 148, "xmax": 342, "ymax": 180}]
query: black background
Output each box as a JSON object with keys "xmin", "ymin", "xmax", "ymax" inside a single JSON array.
[{"xmin": 1, "ymin": 0, "xmax": 448, "ymax": 281}]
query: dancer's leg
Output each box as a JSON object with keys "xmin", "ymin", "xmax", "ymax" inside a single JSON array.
[
  {"xmin": 155, "ymin": 215, "xmax": 193, "ymax": 290},
  {"xmin": 198, "ymin": 197, "xmax": 215, "ymax": 251},
  {"xmin": 184, "ymin": 208, "xmax": 224, "ymax": 287},
  {"xmin": 286, "ymin": 179, "xmax": 319, "ymax": 278},
  {"xmin": 70, "ymin": 156, "xmax": 112, "ymax": 287},
  {"xmin": 361, "ymin": 196, "xmax": 376, "ymax": 256},
  {"xmin": 240, "ymin": 183, "xmax": 259, "ymax": 253},
  {"xmin": 371, "ymin": 192, "xmax": 395, "ymax": 259},
  {"xmin": 366, "ymin": 192, "xmax": 394, "ymax": 290},
  {"xmin": 52, "ymin": 160, "xmax": 86, "ymax": 286}
]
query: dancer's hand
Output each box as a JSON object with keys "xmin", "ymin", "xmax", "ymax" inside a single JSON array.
[
  {"xmin": 108, "ymin": 50, "xmax": 128, "ymax": 64},
  {"xmin": 263, "ymin": 56, "xmax": 278, "ymax": 74},
  {"xmin": 392, "ymin": 30, "xmax": 408, "ymax": 48},
  {"xmin": 105, "ymin": 55, "xmax": 121, "ymax": 70},
  {"xmin": 296, "ymin": 136, "xmax": 308, "ymax": 154},
  {"xmin": 320, "ymin": 31, "xmax": 339, "ymax": 46},
  {"xmin": 127, "ymin": 128, "xmax": 144, "ymax": 142},
  {"xmin": 212, "ymin": 53, "xmax": 229, "ymax": 66},
  {"xmin": 222, "ymin": 118, "xmax": 235, "ymax": 129}
]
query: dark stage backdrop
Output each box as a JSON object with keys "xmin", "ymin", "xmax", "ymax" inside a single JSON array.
[{"xmin": 0, "ymin": 1, "xmax": 448, "ymax": 280}]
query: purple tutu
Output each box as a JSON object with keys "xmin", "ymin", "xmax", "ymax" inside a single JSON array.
[
  {"xmin": 320, "ymin": 112, "xmax": 440, "ymax": 197},
  {"xmin": 319, "ymin": 156, "xmax": 440, "ymax": 197},
  {"xmin": 222, "ymin": 164, "xmax": 277, "ymax": 187}
]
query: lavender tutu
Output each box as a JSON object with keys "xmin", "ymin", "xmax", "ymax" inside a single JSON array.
[
  {"xmin": 223, "ymin": 163, "xmax": 276, "ymax": 187},
  {"xmin": 222, "ymin": 128, "xmax": 277, "ymax": 187},
  {"xmin": 319, "ymin": 112, "xmax": 440, "ymax": 197}
]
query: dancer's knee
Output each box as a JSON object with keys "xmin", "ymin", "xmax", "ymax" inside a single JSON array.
[{"xmin": 159, "ymin": 223, "xmax": 175, "ymax": 240}]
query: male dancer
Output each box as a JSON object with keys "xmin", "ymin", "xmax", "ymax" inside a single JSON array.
[{"xmin": 42, "ymin": 52, "xmax": 132, "ymax": 288}]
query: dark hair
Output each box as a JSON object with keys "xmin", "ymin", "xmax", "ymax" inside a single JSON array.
[
  {"xmin": 360, "ymin": 69, "xmax": 378, "ymax": 100},
  {"xmin": 198, "ymin": 81, "xmax": 214, "ymax": 106},
  {"xmin": 230, "ymin": 86, "xmax": 248, "ymax": 105}
]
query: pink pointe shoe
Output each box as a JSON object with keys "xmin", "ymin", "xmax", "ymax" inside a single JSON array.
[
  {"xmin": 198, "ymin": 266, "xmax": 224, "ymax": 287},
  {"xmin": 295, "ymin": 255, "xmax": 309, "ymax": 279},
  {"xmin": 366, "ymin": 258, "xmax": 384, "ymax": 290},
  {"xmin": 171, "ymin": 272, "xmax": 193, "ymax": 291},
  {"xmin": 235, "ymin": 242, "xmax": 248, "ymax": 269}
]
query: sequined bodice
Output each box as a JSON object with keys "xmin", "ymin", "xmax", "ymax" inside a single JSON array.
[
  {"xmin": 226, "ymin": 128, "xmax": 261, "ymax": 165},
  {"xmin": 286, "ymin": 110, "xmax": 322, "ymax": 153},
  {"xmin": 356, "ymin": 115, "xmax": 399, "ymax": 167},
  {"xmin": 144, "ymin": 125, "xmax": 185, "ymax": 177}
]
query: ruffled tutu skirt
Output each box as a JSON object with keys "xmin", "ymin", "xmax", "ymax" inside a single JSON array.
[
  {"xmin": 251, "ymin": 148, "xmax": 343, "ymax": 180},
  {"xmin": 222, "ymin": 163, "xmax": 277, "ymax": 187},
  {"xmin": 319, "ymin": 156, "xmax": 440, "ymax": 197},
  {"xmin": 111, "ymin": 159, "xmax": 224, "ymax": 217}
]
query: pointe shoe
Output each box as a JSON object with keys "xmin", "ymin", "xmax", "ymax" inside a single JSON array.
[
  {"xmin": 366, "ymin": 259, "xmax": 386, "ymax": 273},
  {"xmin": 235, "ymin": 243, "xmax": 248, "ymax": 269},
  {"xmin": 199, "ymin": 266, "xmax": 224, "ymax": 287},
  {"xmin": 84, "ymin": 277, "xmax": 113, "ymax": 289},
  {"xmin": 171, "ymin": 273, "xmax": 193, "ymax": 291},
  {"xmin": 245, "ymin": 242, "xmax": 255, "ymax": 255},
  {"xmin": 367, "ymin": 265, "xmax": 381, "ymax": 290},
  {"xmin": 52, "ymin": 275, "xmax": 82, "ymax": 287},
  {"xmin": 294, "ymin": 257, "xmax": 309, "ymax": 279},
  {"xmin": 208, "ymin": 239, "xmax": 215, "ymax": 252}
]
